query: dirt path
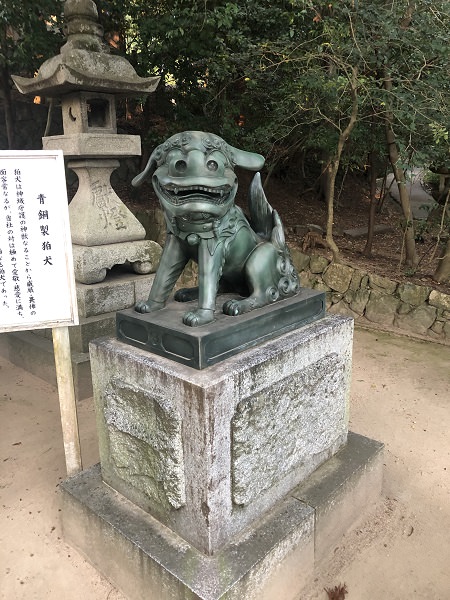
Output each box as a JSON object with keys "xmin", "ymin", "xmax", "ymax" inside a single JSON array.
[{"xmin": 0, "ymin": 327, "xmax": 449, "ymax": 600}]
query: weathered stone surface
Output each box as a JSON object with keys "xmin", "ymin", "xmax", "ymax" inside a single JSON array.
[
  {"xmin": 298, "ymin": 270, "xmax": 316, "ymax": 289},
  {"xmin": 69, "ymin": 312, "xmax": 116, "ymax": 353},
  {"xmin": 397, "ymin": 301, "xmax": 412, "ymax": 315},
  {"xmin": 328, "ymin": 301, "xmax": 358, "ymax": 319},
  {"xmin": 290, "ymin": 248, "xmax": 311, "ymax": 272},
  {"xmin": 292, "ymin": 432, "xmax": 384, "ymax": 564},
  {"xmin": 427, "ymin": 329, "xmax": 441, "ymax": 340},
  {"xmin": 322, "ymin": 263, "xmax": 354, "ymax": 293},
  {"xmin": 368, "ymin": 273, "xmax": 398, "ymax": 294},
  {"xmin": 431, "ymin": 320, "xmax": 444, "ymax": 335},
  {"xmin": 69, "ymin": 159, "xmax": 146, "ymax": 246},
  {"xmin": 61, "ymin": 465, "xmax": 315, "ymax": 600},
  {"xmin": 344, "ymin": 289, "xmax": 354, "ymax": 303},
  {"xmin": 349, "ymin": 288, "xmax": 370, "ymax": 315},
  {"xmin": 443, "ymin": 321, "xmax": 450, "ymax": 338},
  {"xmin": 361, "ymin": 274, "xmax": 369, "ymax": 288},
  {"xmin": 428, "ymin": 289, "xmax": 450, "ymax": 311},
  {"xmin": 177, "ymin": 259, "xmax": 199, "ymax": 289},
  {"xmin": 331, "ymin": 292, "xmax": 343, "ymax": 304},
  {"xmin": 60, "ymin": 431, "xmax": 383, "ymax": 600},
  {"xmin": 232, "ymin": 353, "xmax": 347, "ymax": 506},
  {"xmin": 395, "ymin": 305, "xmax": 437, "ymax": 335},
  {"xmin": 309, "ymin": 255, "xmax": 330, "ymax": 274},
  {"xmin": 43, "ymin": 133, "xmax": 142, "ymax": 158},
  {"xmin": 349, "ymin": 269, "xmax": 366, "ymax": 291},
  {"xmin": 104, "ymin": 378, "xmax": 185, "ymax": 510},
  {"xmin": 397, "ymin": 282, "xmax": 431, "ymax": 305},
  {"xmin": 135, "ymin": 207, "xmax": 166, "ymax": 247},
  {"xmin": 365, "ymin": 293, "xmax": 400, "ymax": 326},
  {"xmin": 313, "ymin": 281, "xmax": 331, "ymax": 293}
]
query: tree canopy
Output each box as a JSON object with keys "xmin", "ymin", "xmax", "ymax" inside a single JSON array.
[{"xmin": 2, "ymin": 0, "xmax": 449, "ymax": 277}]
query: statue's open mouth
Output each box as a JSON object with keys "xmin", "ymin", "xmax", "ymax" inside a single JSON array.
[{"xmin": 155, "ymin": 178, "xmax": 233, "ymax": 206}]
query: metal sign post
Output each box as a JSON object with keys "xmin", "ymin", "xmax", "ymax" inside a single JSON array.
[{"xmin": 0, "ymin": 150, "xmax": 81, "ymax": 475}]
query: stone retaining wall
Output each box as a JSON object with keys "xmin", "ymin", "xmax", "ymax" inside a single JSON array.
[{"xmin": 291, "ymin": 248, "xmax": 450, "ymax": 344}]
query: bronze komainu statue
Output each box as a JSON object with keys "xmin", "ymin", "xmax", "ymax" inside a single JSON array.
[{"xmin": 132, "ymin": 131, "xmax": 299, "ymax": 327}]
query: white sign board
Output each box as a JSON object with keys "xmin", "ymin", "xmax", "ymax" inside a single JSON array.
[{"xmin": 0, "ymin": 150, "xmax": 78, "ymax": 332}]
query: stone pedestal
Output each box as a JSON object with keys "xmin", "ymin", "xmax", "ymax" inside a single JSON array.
[
  {"xmin": 90, "ymin": 314, "xmax": 353, "ymax": 555},
  {"xmin": 58, "ymin": 311, "xmax": 385, "ymax": 599}
]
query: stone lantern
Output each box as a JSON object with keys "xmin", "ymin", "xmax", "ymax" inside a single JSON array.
[{"xmin": 12, "ymin": 0, "xmax": 160, "ymax": 284}]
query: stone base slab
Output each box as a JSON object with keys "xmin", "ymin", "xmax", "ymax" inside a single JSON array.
[
  {"xmin": 60, "ymin": 432, "xmax": 383, "ymax": 600},
  {"xmin": 73, "ymin": 240, "xmax": 162, "ymax": 284}
]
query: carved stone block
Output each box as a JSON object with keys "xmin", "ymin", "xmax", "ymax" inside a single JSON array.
[
  {"xmin": 104, "ymin": 378, "xmax": 185, "ymax": 510},
  {"xmin": 232, "ymin": 353, "xmax": 346, "ymax": 505}
]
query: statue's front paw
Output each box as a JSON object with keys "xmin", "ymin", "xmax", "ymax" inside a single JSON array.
[
  {"xmin": 183, "ymin": 308, "xmax": 214, "ymax": 327},
  {"xmin": 135, "ymin": 300, "xmax": 164, "ymax": 314}
]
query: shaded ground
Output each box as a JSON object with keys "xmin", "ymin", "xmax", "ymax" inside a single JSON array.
[{"xmin": 0, "ymin": 327, "xmax": 449, "ymax": 599}]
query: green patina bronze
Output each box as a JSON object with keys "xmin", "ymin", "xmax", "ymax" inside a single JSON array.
[{"xmin": 132, "ymin": 131, "xmax": 300, "ymax": 327}]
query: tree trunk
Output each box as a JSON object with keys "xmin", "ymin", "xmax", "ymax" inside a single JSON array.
[
  {"xmin": 324, "ymin": 66, "xmax": 359, "ymax": 263},
  {"xmin": 1, "ymin": 64, "xmax": 15, "ymax": 149},
  {"xmin": 363, "ymin": 151, "xmax": 379, "ymax": 257},
  {"xmin": 324, "ymin": 159, "xmax": 341, "ymax": 262},
  {"xmin": 433, "ymin": 238, "xmax": 450, "ymax": 283},
  {"xmin": 383, "ymin": 73, "xmax": 418, "ymax": 267},
  {"xmin": 433, "ymin": 192, "xmax": 450, "ymax": 282}
]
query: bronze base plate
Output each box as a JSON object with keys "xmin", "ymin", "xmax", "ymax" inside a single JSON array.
[{"xmin": 116, "ymin": 289, "xmax": 326, "ymax": 369}]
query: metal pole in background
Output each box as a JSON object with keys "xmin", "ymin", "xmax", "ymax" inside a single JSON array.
[{"xmin": 52, "ymin": 326, "xmax": 82, "ymax": 476}]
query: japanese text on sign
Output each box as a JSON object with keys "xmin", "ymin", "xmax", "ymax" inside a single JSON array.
[{"xmin": 0, "ymin": 151, "xmax": 78, "ymax": 332}]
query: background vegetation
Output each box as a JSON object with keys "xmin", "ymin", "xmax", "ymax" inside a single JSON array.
[{"xmin": 1, "ymin": 0, "xmax": 449, "ymax": 280}]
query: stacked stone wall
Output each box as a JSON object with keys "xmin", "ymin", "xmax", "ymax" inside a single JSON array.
[{"xmin": 291, "ymin": 248, "xmax": 450, "ymax": 344}]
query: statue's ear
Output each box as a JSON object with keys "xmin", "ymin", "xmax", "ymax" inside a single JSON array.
[
  {"xmin": 228, "ymin": 146, "xmax": 265, "ymax": 171},
  {"xmin": 132, "ymin": 150, "xmax": 159, "ymax": 187}
]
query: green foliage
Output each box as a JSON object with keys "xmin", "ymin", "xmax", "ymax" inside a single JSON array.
[
  {"xmin": 3, "ymin": 0, "xmax": 449, "ymax": 174},
  {"xmin": 0, "ymin": 0, "xmax": 63, "ymax": 75}
]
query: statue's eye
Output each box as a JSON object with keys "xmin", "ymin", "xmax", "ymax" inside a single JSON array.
[
  {"xmin": 207, "ymin": 160, "xmax": 218, "ymax": 171},
  {"xmin": 175, "ymin": 159, "xmax": 187, "ymax": 172}
]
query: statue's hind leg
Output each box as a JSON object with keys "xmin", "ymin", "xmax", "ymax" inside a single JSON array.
[
  {"xmin": 223, "ymin": 244, "xmax": 278, "ymax": 316},
  {"xmin": 222, "ymin": 243, "xmax": 299, "ymax": 316},
  {"xmin": 174, "ymin": 287, "xmax": 199, "ymax": 302}
]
